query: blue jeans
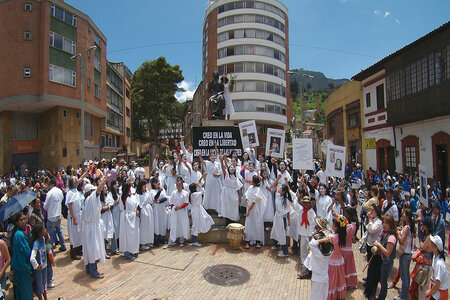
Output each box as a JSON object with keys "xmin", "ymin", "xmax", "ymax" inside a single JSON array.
[
  {"xmin": 378, "ymin": 261, "xmax": 394, "ymax": 300},
  {"xmin": 85, "ymin": 263, "xmax": 99, "ymax": 275},
  {"xmin": 191, "ymin": 235, "xmax": 198, "ymax": 243},
  {"xmin": 46, "ymin": 219, "xmax": 66, "ymax": 249},
  {"xmin": 399, "ymin": 253, "xmax": 412, "ymax": 298},
  {"xmin": 47, "ymin": 262, "xmax": 53, "ymax": 284},
  {"xmin": 110, "ymin": 232, "xmax": 118, "ymax": 253}
]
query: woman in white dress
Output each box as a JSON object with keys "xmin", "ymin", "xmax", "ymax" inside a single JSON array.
[
  {"xmin": 270, "ymin": 181, "xmax": 293, "ymax": 257},
  {"xmin": 260, "ymin": 168, "xmax": 275, "ymax": 225},
  {"xmin": 108, "ymin": 180, "xmax": 121, "ymax": 254},
  {"xmin": 136, "ymin": 180, "xmax": 154, "ymax": 250},
  {"xmin": 119, "ymin": 183, "xmax": 140, "ymax": 260},
  {"xmin": 190, "ymin": 161, "xmax": 203, "ymax": 185},
  {"xmin": 244, "ymin": 175, "xmax": 267, "ymax": 249},
  {"xmin": 164, "ymin": 178, "xmax": 190, "ymax": 248},
  {"xmin": 242, "ymin": 161, "xmax": 257, "ymax": 208},
  {"xmin": 189, "ymin": 182, "xmax": 214, "ymax": 247},
  {"xmin": 287, "ymin": 187, "xmax": 301, "ymax": 255},
  {"xmin": 66, "ymin": 175, "xmax": 86, "ymax": 260},
  {"xmin": 199, "ymin": 150, "xmax": 222, "ymax": 214},
  {"xmin": 219, "ymin": 155, "xmax": 243, "ymax": 222},
  {"xmin": 177, "ymin": 154, "xmax": 192, "ymax": 185},
  {"xmin": 163, "ymin": 155, "xmax": 177, "ymax": 196},
  {"xmin": 149, "ymin": 177, "xmax": 169, "ymax": 246},
  {"xmin": 99, "ymin": 184, "xmax": 114, "ymax": 258},
  {"xmin": 221, "ymin": 75, "xmax": 235, "ymax": 120}
]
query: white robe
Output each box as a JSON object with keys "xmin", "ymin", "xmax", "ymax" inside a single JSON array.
[
  {"xmin": 178, "ymin": 162, "xmax": 192, "ymax": 185},
  {"xmin": 151, "ymin": 189, "xmax": 169, "ymax": 236},
  {"xmin": 101, "ymin": 194, "xmax": 114, "ymax": 239},
  {"xmin": 110, "ymin": 191, "xmax": 121, "ymax": 238},
  {"xmin": 244, "ymin": 186, "xmax": 267, "ymax": 244},
  {"xmin": 169, "ymin": 189, "xmax": 190, "ymax": 241},
  {"xmin": 81, "ymin": 192, "xmax": 106, "ymax": 265},
  {"xmin": 119, "ymin": 194, "xmax": 140, "ymax": 254},
  {"xmin": 203, "ymin": 160, "xmax": 222, "ymax": 213},
  {"xmin": 261, "ymin": 179, "xmax": 275, "ymax": 222},
  {"xmin": 65, "ymin": 188, "xmax": 83, "ymax": 247},
  {"xmin": 242, "ymin": 169, "xmax": 257, "ymax": 206},
  {"xmin": 287, "ymin": 194, "xmax": 301, "ymax": 242},
  {"xmin": 316, "ymin": 195, "xmax": 332, "ymax": 220},
  {"xmin": 219, "ymin": 172, "xmax": 243, "ymax": 221},
  {"xmin": 270, "ymin": 193, "xmax": 293, "ymax": 245},
  {"xmin": 305, "ymin": 239, "xmax": 330, "ymax": 300},
  {"xmin": 163, "ymin": 164, "xmax": 177, "ymax": 196},
  {"xmin": 138, "ymin": 192, "xmax": 154, "ymax": 245},
  {"xmin": 276, "ymin": 170, "xmax": 292, "ymax": 189},
  {"xmin": 223, "ymin": 83, "xmax": 235, "ymax": 116},
  {"xmin": 190, "ymin": 170, "xmax": 202, "ymax": 185},
  {"xmin": 190, "ymin": 189, "xmax": 214, "ymax": 236}
]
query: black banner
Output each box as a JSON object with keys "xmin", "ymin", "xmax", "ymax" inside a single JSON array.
[{"xmin": 192, "ymin": 126, "xmax": 243, "ymax": 159}]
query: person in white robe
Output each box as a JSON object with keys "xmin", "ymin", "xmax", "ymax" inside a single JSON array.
[
  {"xmin": 287, "ymin": 189, "xmax": 301, "ymax": 254},
  {"xmin": 99, "ymin": 184, "xmax": 114, "ymax": 258},
  {"xmin": 270, "ymin": 179, "xmax": 293, "ymax": 257},
  {"xmin": 149, "ymin": 177, "xmax": 169, "ymax": 246},
  {"xmin": 108, "ymin": 180, "xmax": 121, "ymax": 254},
  {"xmin": 304, "ymin": 237, "xmax": 330, "ymax": 300},
  {"xmin": 260, "ymin": 169, "xmax": 275, "ymax": 226},
  {"xmin": 242, "ymin": 162, "xmax": 257, "ymax": 208},
  {"xmin": 164, "ymin": 179, "xmax": 190, "ymax": 248},
  {"xmin": 315, "ymin": 184, "xmax": 333, "ymax": 221},
  {"xmin": 81, "ymin": 175, "xmax": 109, "ymax": 278},
  {"xmin": 298, "ymin": 194, "xmax": 316, "ymax": 266},
  {"xmin": 327, "ymin": 189, "xmax": 346, "ymax": 225},
  {"xmin": 177, "ymin": 154, "xmax": 192, "ymax": 185},
  {"xmin": 189, "ymin": 161, "xmax": 203, "ymax": 186},
  {"xmin": 244, "ymin": 175, "xmax": 267, "ymax": 248},
  {"xmin": 199, "ymin": 150, "xmax": 222, "ymax": 213},
  {"xmin": 219, "ymin": 155, "xmax": 243, "ymax": 222},
  {"xmin": 180, "ymin": 136, "xmax": 194, "ymax": 164},
  {"xmin": 275, "ymin": 161, "xmax": 292, "ymax": 189},
  {"xmin": 189, "ymin": 183, "xmax": 214, "ymax": 247},
  {"xmin": 136, "ymin": 180, "xmax": 154, "ymax": 250},
  {"xmin": 162, "ymin": 156, "xmax": 177, "ymax": 196},
  {"xmin": 66, "ymin": 173, "xmax": 87, "ymax": 260},
  {"xmin": 119, "ymin": 183, "xmax": 140, "ymax": 260}
]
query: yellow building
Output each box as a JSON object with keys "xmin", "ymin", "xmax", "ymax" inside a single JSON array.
[{"xmin": 325, "ymin": 81, "xmax": 365, "ymax": 169}]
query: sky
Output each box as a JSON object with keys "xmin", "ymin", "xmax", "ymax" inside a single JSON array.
[{"xmin": 65, "ymin": 0, "xmax": 450, "ymax": 101}]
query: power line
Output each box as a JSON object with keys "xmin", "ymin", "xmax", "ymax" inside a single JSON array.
[
  {"xmin": 108, "ymin": 41, "xmax": 202, "ymax": 54},
  {"xmin": 290, "ymin": 43, "xmax": 378, "ymax": 58}
]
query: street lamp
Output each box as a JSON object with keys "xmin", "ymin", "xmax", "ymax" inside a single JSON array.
[{"xmin": 71, "ymin": 45, "xmax": 97, "ymax": 165}]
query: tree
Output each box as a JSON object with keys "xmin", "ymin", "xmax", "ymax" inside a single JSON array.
[
  {"xmin": 328, "ymin": 82, "xmax": 335, "ymax": 91},
  {"xmin": 131, "ymin": 57, "xmax": 184, "ymax": 142},
  {"xmin": 290, "ymin": 79, "xmax": 299, "ymax": 99},
  {"xmin": 306, "ymin": 82, "xmax": 312, "ymax": 92}
]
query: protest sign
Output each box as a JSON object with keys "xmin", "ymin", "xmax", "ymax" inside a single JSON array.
[
  {"xmin": 265, "ymin": 128, "xmax": 285, "ymax": 158},
  {"xmin": 238, "ymin": 120, "xmax": 259, "ymax": 149},
  {"xmin": 192, "ymin": 126, "xmax": 243, "ymax": 160},
  {"xmin": 326, "ymin": 143, "xmax": 346, "ymax": 178},
  {"xmin": 292, "ymin": 138, "xmax": 314, "ymax": 170}
]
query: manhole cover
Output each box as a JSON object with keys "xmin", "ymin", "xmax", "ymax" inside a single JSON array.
[{"xmin": 203, "ymin": 264, "xmax": 250, "ymax": 286}]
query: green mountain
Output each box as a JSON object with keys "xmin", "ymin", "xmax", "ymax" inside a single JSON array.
[{"xmin": 289, "ymin": 68, "xmax": 349, "ymax": 92}]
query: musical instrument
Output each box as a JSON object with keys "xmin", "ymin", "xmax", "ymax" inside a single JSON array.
[{"xmin": 226, "ymin": 223, "xmax": 245, "ymax": 250}]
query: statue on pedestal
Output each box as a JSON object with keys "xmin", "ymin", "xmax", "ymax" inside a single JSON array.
[{"xmin": 208, "ymin": 71, "xmax": 225, "ymax": 120}]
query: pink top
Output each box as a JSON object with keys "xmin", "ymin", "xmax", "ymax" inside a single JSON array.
[{"xmin": 343, "ymin": 223, "xmax": 356, "ymax": 251}]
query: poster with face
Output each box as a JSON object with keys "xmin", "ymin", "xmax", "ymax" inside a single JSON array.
[
  {"xmin": 419, "ymin": 164, "xmax": 428, "ymax": 207},
  {"xmin": 326, "ymin": 143, "xmax": 346, "ymax": 178},
  {"xmin": 292, "ymin": 138, "xmax": 314, "ymax": 170},
  {"xmin": 265, "ymin": 128, "xmax": 285, "ymax": 158},
  {"xmin": 238, "ymin": 120, "xmax": 259, "ymax": 149}
]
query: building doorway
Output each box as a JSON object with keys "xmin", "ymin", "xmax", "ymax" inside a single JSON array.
[{"xmin": 436, "ymin": 144, "xmax": 448, "ymax": 189}]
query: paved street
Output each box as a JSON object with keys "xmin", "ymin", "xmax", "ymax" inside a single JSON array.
[{"xmin": 9, "ymin": 222, "xmax": 449, "ymax": 300}]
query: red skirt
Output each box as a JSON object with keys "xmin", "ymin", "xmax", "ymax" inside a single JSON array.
[
  {"xmin": 342, "ymin": 248, "xmax": 358, "ymax": 288},
  {"xmin": 328, "ymin": 257, "xmax": 347, "ymax": 300}
]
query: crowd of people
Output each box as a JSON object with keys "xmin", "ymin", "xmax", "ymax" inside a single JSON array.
[{"xmin": 0, "ymin": 136, "xmax": 449, "ymax": 300}]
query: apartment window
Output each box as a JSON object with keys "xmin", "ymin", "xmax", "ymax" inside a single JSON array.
[
  {"xmin": 62, "ymin": 148, "xmax": 67, "ymax": 157},
  {"xmin": 365, "ymin": 93, "xmax": 371, "ymax": 107},
  {"xmin": 63, "ymin": 110, "xmax": 67, "ymax": 117},
  {"xmin": 49, "ymin": 32, "xmax": 76, "ymax": 55},
  {"xmin": 376, "ymin": 84, "xmax": 385, "ymax": 110},
  {"xmin": 24, "ymin": 3, "xmax": 32, "ymax": 11},
  {"xmin": 94, "ymin": 33, "xmax": 101, "ymax": 46},
  {"xmin": 94, "ymin": 83, "xmax": 101, "ymax": 98},
  {"xmin": 348, "ymin": 113, "xmax": 359, "ymax": 128},
  {"xmin": 126, "ymin": 127, "xmax": 131, "ymax": 137},
  {"xmin": 23, "ymin": 67, "xmax": 31, "ymax": 78},
  {"xmin": 49, "ymin": 64, "xmax": 76, "ymax": 87},
  {"xmin": 405, "ymin": 146, "xmax": 417, "ymax": 172},
  {"xmin": 12, "ymin": 113, "xmax": 38, "ymax": 140},
  {"xmin": 94, "ymin": 56, "xmax": 100, "ymax": 71},
  {"xmin": 126, "ymin": 107, "xmax": 130, "ymax": 117},
  {"xmin": 24, "ymin": 31, "xmax": 32, "ymax": 40},
  {"xmin": 50, "ymin": 4, "xmax": 77, "ymax": 27}
]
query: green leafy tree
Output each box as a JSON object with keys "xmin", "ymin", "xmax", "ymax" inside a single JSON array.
[{"xmin": 131, "ymin": 57, "xmax": 184, "ymax": 142}]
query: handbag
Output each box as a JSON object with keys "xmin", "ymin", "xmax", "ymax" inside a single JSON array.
[
  {"xmin": 359, "ymin": 231, "xmax": 368, "ymax": 253},
  {"xmin": 413, "ymin": 264, "xmax": 431, "ymax": 286},
  {"xmin": 410, "ymin": 249, "xmax": 432, "ymax": 286}
]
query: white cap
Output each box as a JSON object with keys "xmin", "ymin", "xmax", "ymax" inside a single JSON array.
[
  {"xmin": 410, "ymin": 189, "xmax": 415, "ymax": 197},
  {"xmin": 84, "ymin": 184, "xmax": 96, "ymax": 194},
  {"xmin": 430, "ymin": 235, "xmax": 443, "ymax": 252}
]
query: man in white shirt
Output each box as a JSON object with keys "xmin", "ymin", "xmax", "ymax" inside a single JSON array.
[
  {"xmin": 317, "ymin": 166, "xmax": 327, "ymax": 185},
  {"xmin": 382, "ymin": 188, "xmax": 399, "ymax": 224},
  {"xmin": 134, "ymin": 164, "xmax": 146, "ymax": 180},
  {"xmin": 44, "ymin": 177, "xmax": 67, "ymax": 251}
]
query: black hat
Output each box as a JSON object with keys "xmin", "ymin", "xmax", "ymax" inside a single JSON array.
[
  {"xmin": 421, "ymin": 216, "xmax": 433, "ymax": 233},
  {"xmin": 313, "ymin": 231, "xmax": 334, "ymax": 257}
]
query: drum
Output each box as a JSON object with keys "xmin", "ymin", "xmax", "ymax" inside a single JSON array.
[{"xmin": 226, "ymin": 223, "xmax": 245, "ymax": 250}]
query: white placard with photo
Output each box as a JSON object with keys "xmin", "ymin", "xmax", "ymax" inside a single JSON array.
[
  {"xmin": 265, "ymin": 128, "xmax": 285, "ymax": 158},
  {"xmin": 238, "ymin": 120, "xmax": 259, "ymax": 149},
  {"xmin": 419, "ymin": 164, "xmax": 428, "ymax": 207},
  {"xmin": 292, "ymin": 138, "xmax": 314, "ymax": 170},
  {"xmin": 326, "ymin": 144, "xmax": 346, "ymax": 178}
]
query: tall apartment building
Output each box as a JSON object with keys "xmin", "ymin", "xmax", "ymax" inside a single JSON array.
[
  {"xmin": 203, "ymin": 0, "xmax": 291, "ymax": 150},
  {"xmin": 0, "ymin": 0, "xmax": 130, "ymax": 172}
]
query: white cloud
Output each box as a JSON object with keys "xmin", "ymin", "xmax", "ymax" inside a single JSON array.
[
  {"xmin": 395, "ymin": 18, "xmax": 400, "ymax": 24},
  {"xmin": 373, "ymin": 10, "xmax": 380, "ymax": 15},
  {"xmin": 175, "ymin": 80, "xmax": 196, "ymax": 102},
  {"xmin": 384, "ymin": 11, "xmax": 391, "ymax": 18}
]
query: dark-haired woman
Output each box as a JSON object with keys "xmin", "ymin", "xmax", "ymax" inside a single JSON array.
[
  {"xmin": 364, "ymin": 204, "xmax": 383, "ymax": 300},
  {"xmin": 136, "ymin": 180, "xmax": 154, "ymax": 250},
  {"xmin": 342, "ymin": 207, "xmax": 358, "ymax": 289},
  {"xmin": 189, "ymin": 182, "xmax": 214, "ymax": 247},
  {"xmin": 244, "ymin": 175, "xmax": 267, "ymax": 249},
  {"xmin": 199, "ymin": 150, "xmax": 222, "ymax": 214},
  {"xmin": 323, "ymin": 215, "xmax": 348, "ymax": 300},
  {"xmin": 373, "ymin": 215, "xmax": 398, "ymax": 300},
  {"xmin": 119, "ymin": 182, "xmax": 140, "ymax": 260},
  {"xmin": 270, "ymin": 179, "xmax": 293, "ymax": 257},
  {"xmin": 165, "ymin": 178, "xmax": 190, "ymax": 248},
  {"xmin": 66, "ymin": 175, "xmax": 86, "ymax": 260},
  {"xmin": 150, "ymin": 177, "xmax": 169, "ymax": 246},
  {"xmin": 10, "ymin": 211, "xmax": 33, "ymax": 299},
  {"xmin": 219, "ymin": 155, "xmax": 242, "ymax": 222},
  {"xmin": 109, "ymin": 180, "xmax": 121, "ymax": 254}
]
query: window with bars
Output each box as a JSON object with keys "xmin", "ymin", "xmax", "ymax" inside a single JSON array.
[{"xmin": 405, "ymin": 146, "xmax": 417, "ymax": 172}]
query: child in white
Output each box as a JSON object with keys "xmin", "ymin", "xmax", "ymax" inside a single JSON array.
[
  {"xmin": 244, "ymin": 175, "xmax": 267, "ymax": 248},
  {"xmin": 149, "ymin": 177, "xmax": 169, "ymax": 246},
  {"xmin": 242, "ymin": 162, "xmax": 257, "ymax": 208},
  {"xmin": 136, "ymin": 181, "xmax": 154, "ymax": 250},
  {"xmin": 305, "ymin": 238, "xmax": 330, "ymax": 300},
  {"xmin": 270, "ymin": 182, "xmax": 293, "ymax": 257},
  {"xmin": 260, "ymin": 168, "xmax": 275, "ymax": 224},
  {"xmin": 219, "ymin": 155, "xmax": 243, "ymax": 222},
  {"xmin": 189, "ymin": 183, "xmax": 214, "ymax": 247},
  {"xmin": 199, "ymin": 151, "xmax": 222, "ymax": 214},
  {"xmin": 165, "ymin": 179, "xmax": 190, "ymax": 248}
]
